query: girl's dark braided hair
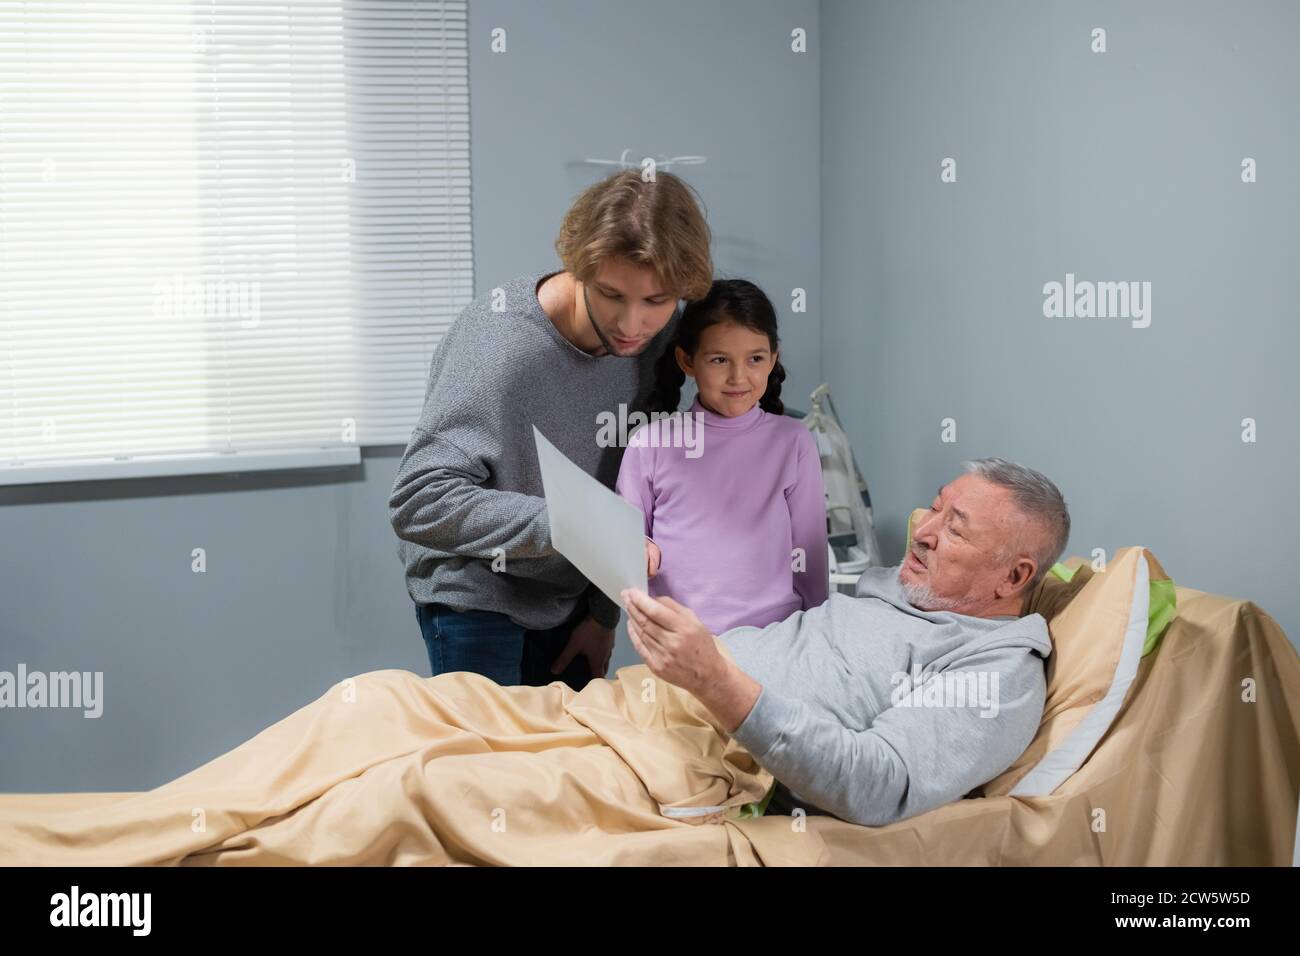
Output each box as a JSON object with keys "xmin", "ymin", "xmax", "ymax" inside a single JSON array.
[{"xmin": 646, "ymin": 278, "xmax": 786, "ymax": 416}]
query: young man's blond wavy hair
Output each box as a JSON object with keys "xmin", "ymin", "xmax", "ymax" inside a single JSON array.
[{"xmin": 554, "ymin": 169, "xmax": 713, "ymax": 302}]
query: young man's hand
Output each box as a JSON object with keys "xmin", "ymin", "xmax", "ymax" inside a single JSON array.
[{"xmin": 551, "ymin": 616, "xmax": 615, "ymax": 678}]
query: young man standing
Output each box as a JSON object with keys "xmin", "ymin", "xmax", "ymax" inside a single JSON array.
[{"xmin": 390, "ymin": 170, "xmax": 713, "ymax": 690}]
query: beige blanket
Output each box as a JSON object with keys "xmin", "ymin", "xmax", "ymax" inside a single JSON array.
[
  {"xmin": 0, "ymin": 639, "xmax": 805, "ymax": 865},
  {"xmin": 2, "ymin": 590, "xmax": 1296, "ymax": 866}
]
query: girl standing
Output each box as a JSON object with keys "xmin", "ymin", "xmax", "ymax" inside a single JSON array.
[{"xmin": 615, "ymin": 279, "xmax": 829, "ymax": 634}]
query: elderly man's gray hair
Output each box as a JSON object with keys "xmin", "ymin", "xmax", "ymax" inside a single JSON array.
[{"xmin": 961, "ymin": 458, "xmax": 1070, "ymax": 587}]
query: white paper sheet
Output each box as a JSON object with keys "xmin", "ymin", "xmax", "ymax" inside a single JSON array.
[{"xmin": 532, "ymin": 425, "xmax": 647, "ymax": 609}]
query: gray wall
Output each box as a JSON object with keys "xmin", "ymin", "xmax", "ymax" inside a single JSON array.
[
  {"xmin": 821, "ymin": 0, "xmax": 1297, "ymax": 647},
  {"xmin": 0, "ymin": 0, "xmax": 821, "ymax": 791}
]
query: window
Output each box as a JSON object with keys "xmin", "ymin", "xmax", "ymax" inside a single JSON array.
[{"xmin": 0, "ymin": 0, "xmax": 471, "ymax": 484}]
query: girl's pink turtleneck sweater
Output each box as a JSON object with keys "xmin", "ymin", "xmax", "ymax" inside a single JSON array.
[{"xmin": 615, "ymin": 395, "xmax": 830, "ymax": 634}]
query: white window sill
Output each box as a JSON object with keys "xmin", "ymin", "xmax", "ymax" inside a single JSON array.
[{"xmin": 0, "ymin": 447, "xmax": 362, "ymax": 486}]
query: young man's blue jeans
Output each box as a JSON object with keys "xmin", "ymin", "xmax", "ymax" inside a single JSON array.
[{"xmin": 415, "ymin": 595, "xmax": 596, "ymax": 691}]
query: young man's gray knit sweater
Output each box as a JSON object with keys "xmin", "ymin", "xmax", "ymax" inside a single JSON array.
[
  {"xmin": 390, "ymin": 270, "xmax": 678, "ymax": 631},
  {"xmin": 722, "ymin": 565, "xmax": 1052, "ymax": 827}
]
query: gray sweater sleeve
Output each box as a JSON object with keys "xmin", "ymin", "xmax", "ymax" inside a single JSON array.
[
  {"xmin": 389, "ymin": 424, "xmax": 556, "ymax": 562},
  {"xmin": 728, "ymin": 643, "xmax": 1047, "ymax": 827},
  {"xmin": 389, "ymin": 423, "xmax": 621, "ymax": 628},
  {"xmin": 387, "ymin": 293, "xmax": 570, "ymax": 565}
]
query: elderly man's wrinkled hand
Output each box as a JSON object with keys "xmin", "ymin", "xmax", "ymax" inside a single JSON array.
[{"xmin": 620, "ymin": 588, "xmax": 721, "ymax": 695}]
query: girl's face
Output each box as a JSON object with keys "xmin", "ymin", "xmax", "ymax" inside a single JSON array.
[{"xmin": 675, "ymin": 320, "xmax": 777, "ymax": 418}]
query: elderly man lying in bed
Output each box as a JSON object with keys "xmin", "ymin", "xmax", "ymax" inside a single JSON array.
[
  {"xmin": 621, "ymin": 457, "xmax": 1069, "ymax": 827},
  {"xmin": 0, "ymin": 458, "xmax": 1070, "ymax": 866}
]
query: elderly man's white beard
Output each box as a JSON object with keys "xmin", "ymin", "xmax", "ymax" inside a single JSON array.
[{"xmin": 898, "ymin": 568, "xmax": 973, "ymax": 613}]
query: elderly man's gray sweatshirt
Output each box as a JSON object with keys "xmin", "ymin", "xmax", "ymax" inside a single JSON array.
[
  {"xmin": 722, "ymin": 565, "xmax": 1051, "ymax": 827},
  {"xmin": 390, "ymin": 269, "xmax": 678, "ymax": 630}
]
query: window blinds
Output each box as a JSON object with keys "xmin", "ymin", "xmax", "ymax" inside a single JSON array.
[{"xmin": 0, "ymin": 0, "xmax": 471, "ymax": 484}]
